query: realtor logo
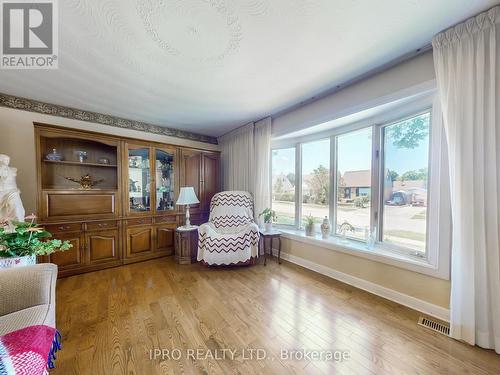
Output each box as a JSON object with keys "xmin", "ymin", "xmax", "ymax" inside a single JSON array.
[{"xmin": 1, "ymin": 0, "xmax": 58, "ymax": 69}]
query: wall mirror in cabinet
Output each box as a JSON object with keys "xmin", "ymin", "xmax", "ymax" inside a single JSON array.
[
  {"xmin": 155, "ymin": 148, "xmax": 178, "ymax": 213},
  {"xmin": 126, "ymin": 145, "xmax": 151, "ymax": 214}
]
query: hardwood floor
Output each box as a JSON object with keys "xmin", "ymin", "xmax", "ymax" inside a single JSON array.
[{"xmin": 53, "ymin": 256, "xmax": 500, "ymax": 374}]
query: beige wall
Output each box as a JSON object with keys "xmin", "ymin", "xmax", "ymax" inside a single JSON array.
[
  {"xmin": 273, "ymin": 50, "xmax": 435, "ymax": 137},
  {"xmin": 280, "ymin": 237, "xmax": 450, "ymax": 308},
  {"xmin": 0, "ymin": 107, "xmax": 219, "ymax": 214}
]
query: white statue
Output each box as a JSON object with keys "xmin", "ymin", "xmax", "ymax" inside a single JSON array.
[{"xmin": 0, "ymin": 154, "xmax": 25, "ymax": 223}]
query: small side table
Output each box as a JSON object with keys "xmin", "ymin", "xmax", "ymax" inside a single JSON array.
[
  {"xmin": 175, "ymin": 226, "xmax": 199, "ymax": 264},
  {"xmin": 259, "ymin": 229, "xmax": 282, "ymax": 265}
]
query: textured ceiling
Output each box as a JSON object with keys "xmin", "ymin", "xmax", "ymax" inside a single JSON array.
[{"xmin": 0, "ymin": 0, "xmax": 497, "ymax": 137}]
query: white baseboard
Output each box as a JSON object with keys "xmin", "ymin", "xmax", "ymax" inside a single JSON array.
[{"xmin": 272, "ymin": 249, "xmax": 450, "ymax": 322}]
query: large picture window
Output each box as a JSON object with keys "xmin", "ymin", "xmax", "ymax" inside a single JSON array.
[
  {"xmin": 271, "ymin": 109, "xmax": 433, "ymax": 259},
  {"xmin": 301, "ymin": 139, "xmax": 330, "ymax": 231},
  {"xmin": 381, "ymin": 112, "xmax": 430, "ymax": 254},
  {"xmin": 335, "ymin": 127, "xmax": 372, "ymax": 240},
  {"xmin": 271, "ymin": 148, "xmax": 296, "ymax": 225}
]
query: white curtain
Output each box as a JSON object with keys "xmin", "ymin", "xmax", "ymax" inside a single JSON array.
[
  {"xmin": 253, "ymin": 117, "xmax": 271, "ymax": 227},
  {"xmin": 433, "ymin": 6, "xmax": 500, "ymax": 353},
  {"xmin": 218, "ymin": 118, "xmax": 271, "ymax": 226},
  {"xmin": 219, "ymin": 123, "xmax": 254, "ymax": 191}
]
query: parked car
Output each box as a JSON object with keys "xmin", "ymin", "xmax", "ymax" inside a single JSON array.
[{"xmin": 386, "ymin": 190, "xmax": 411, "ymax": 206}]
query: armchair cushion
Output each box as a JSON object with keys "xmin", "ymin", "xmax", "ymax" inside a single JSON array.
[
  {"xmin": 0, "ymin": 305, "xmax": 54, "ymax": 337},
  {"xmin": 0, "ymin": 264, "xmax": 57, "ymax": 335}
]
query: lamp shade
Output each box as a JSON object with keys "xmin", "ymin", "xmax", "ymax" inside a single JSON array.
[{"xmin": 176, "ymin": 187, "xmax": 200, "ymax": 205}]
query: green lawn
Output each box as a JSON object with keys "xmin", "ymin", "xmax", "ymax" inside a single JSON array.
[
  {"xmin": 275, "ymin": 213, "xmax": 296, "ymax": 225},
  {"xmin": 384, "ymin": 230, "xmax": 426, "ymax": 242},
  {"xmin": 411, "ymin": 210, "xmax": 427, "ymax": 220}
]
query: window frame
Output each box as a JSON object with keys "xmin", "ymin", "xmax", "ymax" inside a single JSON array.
[
  {"xmin": 332, "ymin": 125, "xmax": 376, "ymax": 240},
  {"xmin": 374, "ymin": 109, "xmax": 433, "ymax": 259},
  {"xmin": 270, "ymin": 147, "xmax": 298, "ymax": 228},
  {"xmin": 270, "ymin": 99, "xmax": 449, "ymax": 279},
  {"xmin": 299, "ymin": 138, "xmax": 331, "ymax": 231}
]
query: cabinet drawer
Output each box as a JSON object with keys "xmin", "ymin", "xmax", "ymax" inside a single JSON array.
[
  {"xmin": 44, "ymin": 223, "xmax": 82, "ymax": 233},
  {"xmin": 154, "ymin": 215, "xmax": 176, "ymax": 224},
  {"xmin": 86, "ymin": 220, "xmax": 118, "ymax": 231},
  {"xmin": 86, "ymin": 229, "xmax": 120, "ymax": 264},
  {"xmin": 42, "ymin": 233, "xmax": 84, "ymax": 268},
  {"xmin": 126, "ymin": 227, "xmax": 154, "ymax": 258},
  {"xmin": 127, "ymin": 217, "xmax": 153, "ymax": 226},
  {"xmin": 45, "ymin": 192, "xmax": 116, "ymax": 218}
]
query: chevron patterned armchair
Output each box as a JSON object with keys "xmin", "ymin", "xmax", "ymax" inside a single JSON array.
[{"xmin": 197, "ymin": 191, "xmax": 260, "ymax": 265}]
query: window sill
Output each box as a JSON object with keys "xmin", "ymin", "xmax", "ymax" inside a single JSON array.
[{"xmin": 277, "ymin": 228, "xmax": 447, "ymax": 279}]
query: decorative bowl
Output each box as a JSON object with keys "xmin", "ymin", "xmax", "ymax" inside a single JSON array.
[
  {"xmin": 45, "ymin": 148, "xmax": 63, "ymax": 161},
  {"xmin": 0, "ymin": 255, "xmax": 36, "ymax": 269}
]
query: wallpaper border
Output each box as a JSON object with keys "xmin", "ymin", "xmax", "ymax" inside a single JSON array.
[{"xmin": 0, "ymin": 92, "xmax": 218, "ymax": 144}]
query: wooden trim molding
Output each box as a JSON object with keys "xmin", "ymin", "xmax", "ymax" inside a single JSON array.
[
  {"xmin": 272, "ymin": 249, "xmax": 450, "ymax": 322},
  {"xmin": 0, "ymin": 92, "xmax": 217, "ymax": 144}
]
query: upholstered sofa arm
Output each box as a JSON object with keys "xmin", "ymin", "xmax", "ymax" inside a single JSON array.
[{"xmin": 0, "ymin": 263, "xmax": 58, "ymax": 317}]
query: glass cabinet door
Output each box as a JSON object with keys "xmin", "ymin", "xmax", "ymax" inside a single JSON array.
[
  {"xmin": 128, "ymin": 147, "xmax": 151, "ymax": 212},
  {"xmin": 155, "ymin": 149, "xmax": 175, "ymax": 212}
]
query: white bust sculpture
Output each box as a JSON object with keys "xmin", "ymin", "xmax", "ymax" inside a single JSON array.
[{"xmin": 0, "ymin": 154, "xmax": 25, "ymax": 223}]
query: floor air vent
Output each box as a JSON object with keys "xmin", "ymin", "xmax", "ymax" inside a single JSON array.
[{"xmin": 418, "ymin": 316, "xmax": 450, "ymax": 336}]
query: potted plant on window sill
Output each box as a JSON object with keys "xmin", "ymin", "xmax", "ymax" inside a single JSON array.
[
  {"xmin": 0, "ymin": 215, "xmax": 72, "ymax": 269},
  {"xmin": 259, "ymin": 208, "xmax": 277, "ymax": 232},
  {"xmin": 304, "ymin": 214, "xmax": 316, "ymax": 237}
]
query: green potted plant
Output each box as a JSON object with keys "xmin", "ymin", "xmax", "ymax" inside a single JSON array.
[
  {"xmin": 259, "ymin": 208, "xmax": 277, "ymax": 232},
  {"xmin": 0, "ymin": 215, "xmax": 72, "ymax": 269},
  {"xmin": 304, "ymin": 214, "xmax": 316, "ymax": 237}
]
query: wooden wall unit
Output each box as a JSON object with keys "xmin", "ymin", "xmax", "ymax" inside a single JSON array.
[
  {"xmin": 179, "ymin": 149, "xmax": 220, "ymax": 225},
  {"xmin": 35, "ymin": 123, "xmax": 220, "ymax": 277}
]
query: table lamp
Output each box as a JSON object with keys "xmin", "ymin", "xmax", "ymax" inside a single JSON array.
[{"xmin": 176, "ymin": 187, "xmax": 200, "ymax": 228}]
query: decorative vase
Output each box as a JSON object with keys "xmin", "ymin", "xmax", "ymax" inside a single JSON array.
[
  {"xmin": 305, "ymin": 224, "xmax": 315, "ymax": 237},
  {"xmin": 75, "ymin": 150, "xmax": 87, "ymax": 163},
  {"xmin": 0, "ymin": 255, "xmax": 36, "ymax": 269},
  {"xmin": 265, "ymin": 222, "xmax": 272, "ymax": 232},
  {"xmin": 320, "ymin": 216, "xmax": 330, "ymax": 239}
]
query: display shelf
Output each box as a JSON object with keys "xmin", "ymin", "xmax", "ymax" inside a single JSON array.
[{"xmin": 43, "ymin": 160, "xmax": 118, "ymax": 168}]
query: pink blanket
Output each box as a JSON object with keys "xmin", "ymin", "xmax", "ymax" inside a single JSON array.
[{"xmin": 0, "ymin": 325, "xmax": 60, "ymax": 375}]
